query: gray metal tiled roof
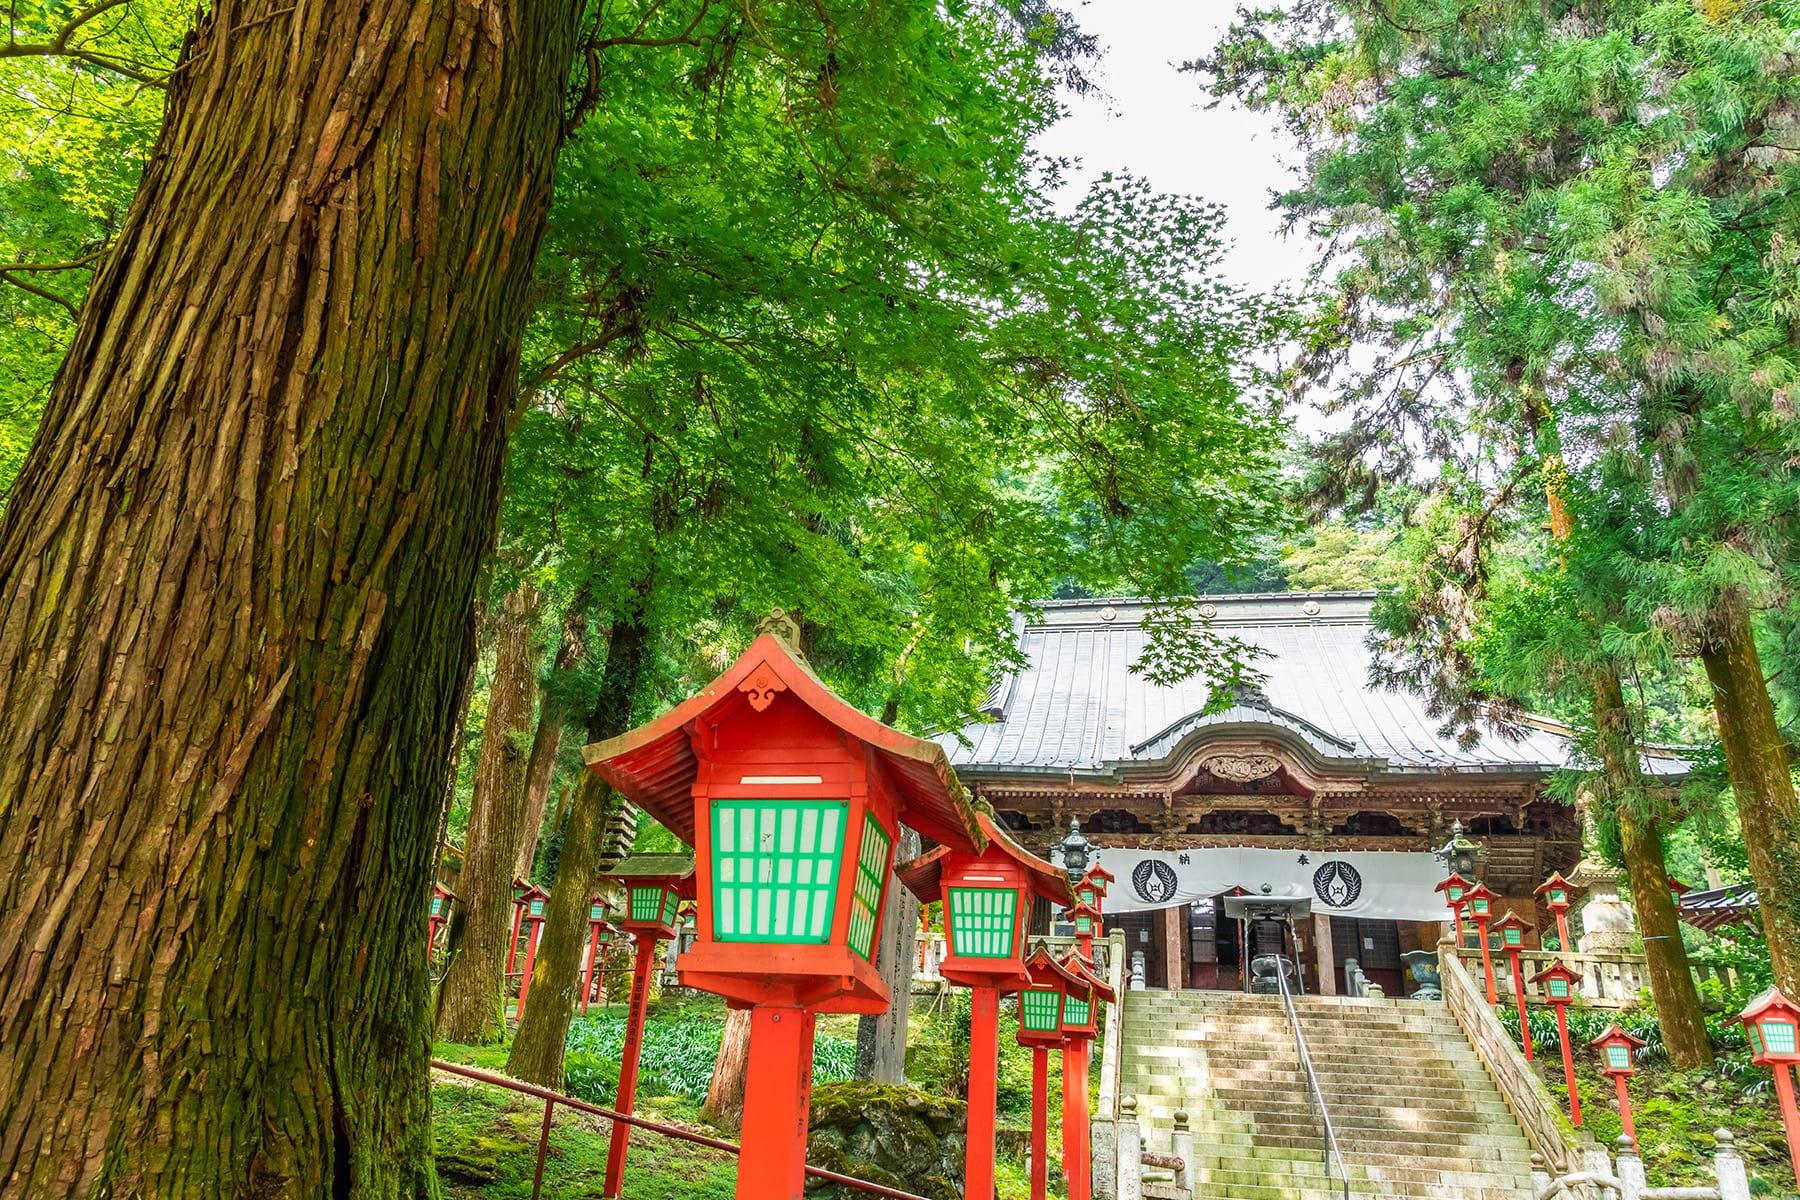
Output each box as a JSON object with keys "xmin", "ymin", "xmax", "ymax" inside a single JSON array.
[{"xmin": 941, "ymin": 593, "xmax": 1689, "ymax": 780}]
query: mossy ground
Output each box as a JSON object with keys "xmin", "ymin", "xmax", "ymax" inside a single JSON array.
[
  {"xmin": 1526, "ymin": 1042, "xmax": 1797, "ymax": 1197},
  {"xmin": 431, "ymin": 993, "xmax": 1055, "ymax": 1200}
]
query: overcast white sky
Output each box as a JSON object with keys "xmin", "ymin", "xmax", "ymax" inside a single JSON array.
[{"xmin": 1030, "ymin": 0, "xmax": 1319, "ymax": 296}]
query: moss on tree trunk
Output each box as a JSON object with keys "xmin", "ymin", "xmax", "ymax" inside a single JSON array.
[
  {"xmin": 0, "ymin": 0, "xmax": 586, "ymax": 1192},
  {"xmin": 1700, "ymin": 590, "xmax": 1800, "ymax": 996},
  {"xmin": 505, "ymin": 613, "xmax": 652, "ymax": 1086},
  {"xmin": 1591, "ymin": 668, "xmax": 1712, "ymax": 1068},
  {"xmin": 437, "ymin": 580, "xmax": 545, "ymax": 1044},
  {"xmin": 514, "ymin": 606, "xmax": 586, "ymax": 879}
]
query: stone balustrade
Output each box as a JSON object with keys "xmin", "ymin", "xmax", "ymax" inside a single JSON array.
[
  {"xmin": 1533, "ymin": 1133, "xmax": 1751, "ymax": 1200},
  {"xmin": 1454, "ymin": 946, "xmax": 1738, "ymax": 1009}
]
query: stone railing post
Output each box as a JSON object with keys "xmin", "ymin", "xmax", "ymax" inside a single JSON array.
[
  {"xmin": 1129, "ymin": 951, "xmax": 1146, "ymax": 991},
  {"xmin": 1117, "ymin": 1097, "xmax": 1142, "ymax": 1200},
  {"xmin": 1614, "ymin": 1135, "xmax": 1645, "ymax": 1200},
  {"xmin": 1170, "ymin": 1107, "xmax": 1193, "ymax": 1194},
  {"xmin": 1713, "ymin": 1130, "xmax": 1749, "ymax": 1200},
  {"xmin": 1531, "ymin": 1154, "xmax": 1551, "ymax": 1196}
]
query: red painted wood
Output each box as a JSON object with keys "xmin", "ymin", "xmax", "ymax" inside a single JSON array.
[
  {"xmin": 603, "ymin": 933, "xmax": 660, "ymax": 1198},
  {"xmin": 1476, "ymin": 917, "xmax": 1498, "ymax": 1003},
  {"xmin": 1062, "ymin": 1041, "xmax": 1089, "ymax": 1200},
  {"xmin": 508, "ymin": 898, "xmax": 526, "ymax": 977},
  {"xmin": 1029, "ymin": 1047, "xmax": 1049, "ymax": 1200},
  {"xmin": 516, "ymin": 917, "xmax": 544, "ymax": 1019},
  {"xmin": 1553, "ymin": 1004, "xmax": 1581, "ymax": 1126},
  {"xmin": 1775, "ymin": 1065, "xmax": 1800, "ymax": 1185},
  {"xmin": 966, "ymin": 986, "xmax": 1000, "ymax": 1200},
  {"xmin": 736, "ymin": 1006, "xmax": 817, "ymax": 1200},
  {"xmin": 1614, "ymin": 1074, "xmax": 1635, "ymax": 1142},
  {"xmin": 1507, "ymin": 948, "xmax": 1533, "ymax": 1060}
]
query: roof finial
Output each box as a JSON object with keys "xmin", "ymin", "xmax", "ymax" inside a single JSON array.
[{"xmin": 755, "ymin": 608, "xmax": 806, "ymax": 659}]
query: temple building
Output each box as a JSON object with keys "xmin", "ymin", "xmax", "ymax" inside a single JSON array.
[{"xmin": 940, "ymin": 592, "xmax": 1687, "ymax": 997}]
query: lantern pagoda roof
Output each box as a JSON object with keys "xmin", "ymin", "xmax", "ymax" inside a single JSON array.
[
  {"xmin": 1530, "ymin": 959, "xmax": 1582, "ymax": 985},
  {"xmin": 1061, "ymin": 950, "xmax": 1116, "ymax": 1004},
  {"xmin": 584, "ymin": 633, "xmax": 983, "ymax": 855},
  {"xmin": 1083, "ymin": 864, "xmax": 1116, "ymax": 885},
  {"xmin": 1024, "ymin": 941, "xmax": 1090, "ymax": 993},
  {"xmin": 1590, "ymin": 1024, "xmax": 1647, "ymax": 1052},
  {"xmin": 1533, "ymin": 872, "xmax": 1581, "ymax": 899},
  {"xmin": 894, "ymin": 811, "xmax": 1075, "ymax": 907},
  {"xmin": 1491, "ymin": 910, "xmax": 1532, "ymax": 930},
  {"xmin": 604, "ymin": 853, "xmax": 699, "ymax": 898},
  {"xmin": 1740, "ymin": 986, "xmax": 1800, "ymax": 1024},
  {"xmin": 1435, "ymin": 874, "xmax": 1474, "ymax": 895}
]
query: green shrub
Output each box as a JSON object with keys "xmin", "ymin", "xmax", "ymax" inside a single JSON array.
[{"xmin": 563, "ymin": 1006, "xmax": 858, "ymax": 1100}]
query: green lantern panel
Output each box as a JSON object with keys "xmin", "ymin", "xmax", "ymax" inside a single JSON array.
[
  {"xmin": 1503, "ymin": 928, "xmax": 1522, "ymax": 947},
  {"xmin": 1606, "ymin": 1045, "xmax": 1630, "ymax": 1070},
  {"xmin": 947, "ymin": 886, "xmax": 1017, "ymax": 958},
  {"xmin": 431, "ymin": 895, "xmax": 448, "ymax": 918},
  {"xmin": 1549, "ymin": 889, "xmax": 1567, "ymax": 904},
  {"xmin": 661, "ymin": 891, "xmax": 680, "ymax": 927},
  {"xmin": 590, "ymin": 902, "xmax": 607, "ymax": 922},
  {"xmin": 1021, "ymin": 988, "xmax": 1062, "ymax": 1032},
  {"xmin": 1764, "ymin": 1020, "xmax": 1798, "ymax": 1056},
  {"xmin": 1471, "ymin": 898, "xmax": 1490, "ymax": 916},
  {"xmin": 1548, "ymin": 978, "xmax": 1570, "ymax": 1000},
  {"xmin": 712, "ymin": 799, "xmax": 846, "ymax": 943},
  {"xmin": 1447, "ymin": 887, "xmax": 1465, "ymax": 902},
  {"xmin": 1063, "ymin": 996, "xmax": 1091, "ymax": 1028},
  {"xmin": 846, "ymin": 818, "xmax": 892, "ymax": 961},
  {"xmin": 1078, "ymin": 888, "xmax": 1096, "ymax": 905},
  {"xmin": 528, "ymin": 898, "xmax": 546, "ymax": 918},
  {"xmin": 1750, "ymin": 1025, "xmax": 1766, "ymax": 1056},
  {"xmin": 1074, "ymin": 915, "xmax": 1093, "ymax": 934}
]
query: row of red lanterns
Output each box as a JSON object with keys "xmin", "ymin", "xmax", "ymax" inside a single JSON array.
[{"xmin": 1439, "ymin": 870, "xmax": 1800, "ymax": 1183}]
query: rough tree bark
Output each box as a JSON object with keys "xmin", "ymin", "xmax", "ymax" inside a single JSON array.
[
  {"xmin": 856, "ymin": 829, "xmax": 921, "ymax": 1084},
  {"xmin": 436, "ymin": 580, "xmax": 545, "ymax": 1043},
  {"xmin": 506, "ymin": 613, "xmax": 653, "ymax": 1085},
  {"xmin": 1700, "ymin": 589, "xmax": 1800, "ymax": 996},
  {"xmin": 0, "ymin": 0, "xmax": 587, "ymax": 1193},
  {"xmin": 515, "ymin": 605, "xmax": 587, "ymax": 879},
  {"xmin": 704, "ymin": 1008, "xmax": 754, "ymax": 1131},
  {"xmin": 1592, "ymin": 669, "xmax": 1713, "ymax": 1068}
]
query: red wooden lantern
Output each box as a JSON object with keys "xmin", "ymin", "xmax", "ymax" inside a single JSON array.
[
  {"xmin": 1491, "ymin": 910, "xmax": 1534, "ymax": 1060},
  {"xmin": 1016, "ymin": 945, "xmax": 1087, "ymax": 1200},
  {"xmin": 1462, "ymin": 882, "xmax": 1500, "ymax": 1003},
  {"xmin": 1075, "ymin": 864, "xmax": 1114, "ymax": 911},
  {"xmin": 896, "ymin": 811, "xmax": 1074, "ymax": 1200},
  {"xmin": 1531, "ymin": 960, "xmax": 1585, "ymax": 1127},
  {"xmin": 1741, "ymin": 988, "xmax": 1800, "ymax": 1182},
  {"xmin": 428, "ymin": 883, "xmax": 458, "ymax": 950},
  {"xmin": 511, "ymin": 884, "xmax": 550, "ymax": 1019},
  {"xmin": 1068, "ymin": 899, "xmax": 1105, "ymax": 964},
  {"xmin": 580, "ymin": 896, "xmax": 619, "ymax": 1014},
  {"xmin": 1668, "ymin": 876, "xmax": 1692, "ymax": 907},
  {"xmin": 506, "ymin": 878, "xmax": 534, "ymax": 978},
  {"xmin": 599, "ymin": 854, "xmax": 697, "ymax": 1198},
  {"xmin": 584, "ymin": 630, "xmax": 982, "ymax": 1200},
  {"xmin": 1059, "ymin": 950, "xmax": 1114, "ymax": 1200},
  {"xmin": 1534, "ymin": 872, "xmax": 1581, "ymax": 952},
  {"xmin": 1436, "ymin": 873, "xmax": 1474, "ymax": 946},
  {"xmin": 1591, "ymin": 1024, "xmax": 1647, "ymax": 1142}
]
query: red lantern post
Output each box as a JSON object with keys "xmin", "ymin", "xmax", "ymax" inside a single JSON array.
[
  {"xmin": 599, "ymin": 856, "xmax": 695, "ymax": 1199},
  {"xmin": 1534, "ymin": 872, "xmax": 1580, "ymax": 952},
  {"xmin": 428, "ymin": 883, "xmax": 458, "ymax": 950},
  {"xmin": 584, "ymin": 630, "xmax": 984, "ymax": 1200},
  {"xmin": 1068, "ymin": 899, "xmax": 1104, "ymax": 965},
  {"xmin": 512, "ymin": 885, "xmax": 550, "ymax": 1019},
  {"xmin": 1435, "ymin": 874, "xmax": 1473, "ymax": 947},
  {"xmin": 1740, "ymin": 988, "xmax": 1800, "ymax": 1183},
  {"xmin": 1492, "ymin": 910, "xmax": 1534, "ymax": 1060},
  {"xmin": 1592, "ymin": 1025, "xmax": 1647, "ymax": 1142},
  {"xmin": 1531, "ymin": 960, "xmax": 1584, "ymax": 1126},
  {"xmin": 1060, "ymin": 950, "xmax": 1114, "ymax": 1200},
  {"xmin": 506, "ymin": 879, "xmax": 531, "ymax": 977},
  {"xmin": 1017, "ymin": 945, "xmax": 1085, "ymax": 1200},
  {"xmin": 896, "ymin": 811, "xmax": 1075, "ymax": 1200},
  {"xmin": 581, "ymin": 896, "xmax": 619, "ymax": 1014},
  {"xmin": 1463, "ymin": 882, "xmax": 1499, "ymax": 1003}
]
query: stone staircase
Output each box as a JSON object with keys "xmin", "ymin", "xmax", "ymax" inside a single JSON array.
[{"xmin": 1118, "ymin": 990, "xmax": 1536, "ymax": 1200}]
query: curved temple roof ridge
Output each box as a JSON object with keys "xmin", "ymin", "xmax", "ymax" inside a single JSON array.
[{"xmin": 942, "ymin": 592, "xmax": 1691, "ymax": 782}]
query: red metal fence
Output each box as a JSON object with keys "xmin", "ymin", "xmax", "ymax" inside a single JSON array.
[{"xmin": 429, "ymin": 1060, "xmax": 934, "ymax": 1200}]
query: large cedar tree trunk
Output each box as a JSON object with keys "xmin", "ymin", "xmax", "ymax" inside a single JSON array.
[
  {"xmin": 0, "ymin": 0, "xmax": 586, "ymax": 1193},
  {"xmin": 1592, "ymin": 669, "xmax": 1713, "ymax": 1067},
  {"xmin": 704, "ymin": 1008, "xmax": 755, "ymax": 1131},
  {"xmin": 506, "ymin": 614, "xmax": 653, "ymax": 1084},
  {"xmin": 514, "ymin": 606, "xmax": 587, "ymax": 878},
  {"xmin": 1700, "ymin": 590, "xmax": 1800, "ymax": 995},
  {"xmin": 437, "ymin": 580, "xmax": 546, "ymax": 1043}
]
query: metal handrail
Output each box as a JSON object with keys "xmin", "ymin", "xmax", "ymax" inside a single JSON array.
[
  {"xmin": 1271, "ymin": 958, "xmax": 1351, "ymax": 1199},
  {"xmin": 430, "ymin": 1059, "xmax": 934, "ymax": 1200}
]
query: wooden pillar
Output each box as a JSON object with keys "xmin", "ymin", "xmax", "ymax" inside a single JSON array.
[
  {"xmin": 1313, "ymin": 913, "xmax": 1337, "ymax": 996},
  {"xmin": 1063, "ymin": 1040, "xmax": 1092, "ymax": 1200},
  {"xmin": 1028, "ymin": 1047, "xmax": 1049, "ymax": 1200},
  {"xmin": 603, "ymin": 933, "xmax": 660, "ymax": 1198},
  {"xmin": 735, "ymin": 1006, "xmax": 816, "ymax": 1200},
  {"xmin": 1159, "ymin": 906, "xmax": 1184, "ymax": 991}
]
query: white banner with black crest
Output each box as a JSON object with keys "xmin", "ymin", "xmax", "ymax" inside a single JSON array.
[{"xmin": 1089, "ymin": 847, "xmax": 1446, "ymax": 921}]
